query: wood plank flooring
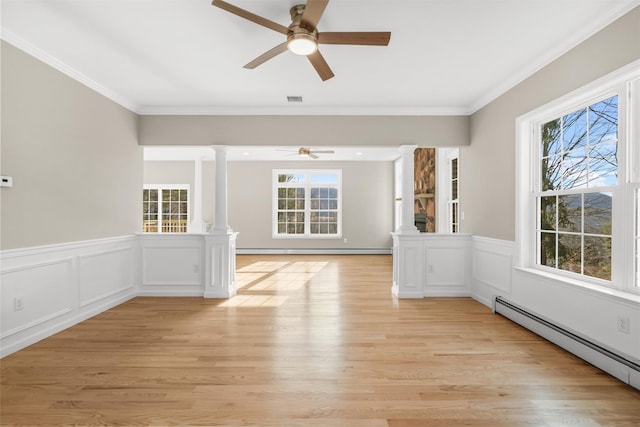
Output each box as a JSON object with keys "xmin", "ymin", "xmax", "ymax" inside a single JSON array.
[{"xmin": 2, "ymin": 255, "xmax": 639, "ymax": 426}]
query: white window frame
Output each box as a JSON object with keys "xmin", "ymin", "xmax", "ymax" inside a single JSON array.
[
  {"xmin": 272, "ymin": 169, "xmax": 342, "ymax": 239},
  {"xmin": 516, "ymin": 60, "xmax": 640, "ymax": 295},
  {"xmin": 436, "ymin": 148, "xmax": 460, "ymax": 233},
  {"xmin": 143, "ymin": 184, "xmax": 190, "ymax": 234}
]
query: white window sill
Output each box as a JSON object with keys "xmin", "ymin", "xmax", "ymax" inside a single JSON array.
[{"xmin": 514, "ymin": 267, "xmax": 640, "ymax": 305}]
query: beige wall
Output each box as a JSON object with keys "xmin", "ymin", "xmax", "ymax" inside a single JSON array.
[
  {"xmin": 1, "ymin": 41, "xmax": 142, "ymax": 250},
  {"xmin": 138, "ymin": 115, "xmax": 470, "ymax": 147},
  {"xmin": 464, "ymin": 6, "xmax": 640, "ymax": 241},
  {"xmin": 143, "ymin": 160, "xmax": 393, "ymax": 248},
  {"xmin": 143, "ymin": 160, "xmax": 216, "ymax": 227},
  {"xmin": 228, "ymin": 161, "xmax": 394, "ymax": 249}
]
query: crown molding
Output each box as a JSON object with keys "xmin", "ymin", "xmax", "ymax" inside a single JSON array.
[
  {"xmin": 136, "ymin": 105, "xmax": 471, "ymax": 116},
  {"xmin": 1, "ymin": 29, "xmax": 140, "ymax": 114}
]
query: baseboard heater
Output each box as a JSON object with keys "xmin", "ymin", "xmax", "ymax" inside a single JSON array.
[{"xmin": 494, "ymin": 296, "xmax": 640, "ymax": 391}]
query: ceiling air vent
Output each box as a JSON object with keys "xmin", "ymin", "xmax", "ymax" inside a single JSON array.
[{"xmin": 287, "ymin": 96, "xmax": 303, "ymax": 103}]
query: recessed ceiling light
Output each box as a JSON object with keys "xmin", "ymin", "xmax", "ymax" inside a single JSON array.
[
  {"xmin": 243, "ymin": 152, "xmax": 249, "ymax": 156},
  {"xmin": 356, "ymin": 152, "xmax": 363, "ymax": 156}
]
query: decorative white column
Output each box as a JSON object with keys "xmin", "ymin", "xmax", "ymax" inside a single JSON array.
[
  {"xmin": 189, "ymin": 157, "xmax": 207, "ymax": 233},
  {"xmin": 212, "ymin": 146, "xmax": 231, "ymax": 234},
  {"xmin": 204, "ymin": 145, "xmax": 238, "ymax": 299},
  {"xmin": 391, "ymin": 144, "xmax": 423, "ymax": 299}
]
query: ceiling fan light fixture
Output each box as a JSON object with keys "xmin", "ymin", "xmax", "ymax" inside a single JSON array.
[{"xmin": 287, "ymin": 32, "xmax": 317, "ymax": 56}]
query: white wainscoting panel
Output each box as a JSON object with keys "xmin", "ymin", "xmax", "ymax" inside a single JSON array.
[
  {"xmin": 78, "ymin": 248, "xmax": 134, "ymax": 307},
  {"xmin": 471, "ymin": 236, "xmax": 515, "ymax": 308},
  {"xmin": 392, "ymin": 233, "xmax": 471, "ymax": 298},
  {"xmin": 1, "ymin": 259, "xmax": 73, "ymax": 337},
  {"xmin": 0, "ymin": 236, "xmax": 137, "ymax": 357},
  {"xmin": 139, "ymin": 234, "xmax": 204, "ymax": 296}
]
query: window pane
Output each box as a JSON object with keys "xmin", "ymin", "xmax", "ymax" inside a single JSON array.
[
  {"xmin": 310, "ymin": 173, "xmax": 338, "ymax": 185},
  {"xmin": 278, "ymin": 223, "xmax": 286, "ymax": 233},
  {"xmin": 310, "ymin": 223, "xmax": 319, "ymax": 234},
  {"xmin": 540, "ymin": 196, "xmax": 556, "ymax": 231},
  {"xmin": 329, "ymin": 224, "xmax": 337, "ymax": 234},
  {"xmin": 558, "ymin": 234, "xmax": 581, "ymax": 274},
  {"xmin": 583, "ymin": 192, "xmax": 611, "ymax": 235},
  {"xmin": 558, "ymin": 194, "xmax": 581, "ymax": 232},
  {"xmin": 451, "ymin": 158, "xmax": 458, "ymax": 179},
  {"xmin": 541, "ymin": 118, "xmax": 561, "ymax": 158},
  {"xmin": 277, "ymin": 212, "xmax": 285, "ymax": 222},
  {"xmin": 542, "ymin": 155, "xmax": 562, "ymax": 191},
  {"xmin": 588, "ymin": 144, "xmax": 617, "ymax": 187},
  {"xmin": 589, "ymin": 96, "xmax": 618, "ymax": 147},
  {"xmin": 149, "ymin": 190, "xmax": 158, "ymax": 202},
  {"xmin": 143, "ymin": 190, "xmax": 149, "ymax": 202},
  {"xmin": 563, "ymin": 147, "xmax": 588, "ymax": 189},
  {"xmin": 329, "ymin": 200, "xmax": 338, "ymax": 210},
  {"xmin": 540, "ymin": 232, "xmax": 556, "ymax": 267},
  {"xmin": 278, "ymin": 173, "xmax": 305, "ymax": 183},
  {"xmin": 143, "ymin": 202, "xmax": 149, "ymax": 214},
  {"xmin": 162, "ymin": 190, "xmax": 170, "ymax": 202},
  {"xmin": 562, "ymin": 108, "xmax": 588, "ymax": 153},
  {"xmin": 296, "ymin": 224, "xmax": 304, "ymax": 234},
  {"xmin": 310, "ymin": 200, "xmax": 319, "ymax": 209},
  {"xmin": 171, "ymin": 189, "xmax": 180, "ymax": 201},
  {"xmin": 278, "ymin": 199, "xmax": 286, "ymax": 210},
  {"xmin": 328, "ymin": 188, "xmax": 338, "ymax": 198},
  {"xmin": 584, "ymin": 236, "xmax": 611, "ymax": 280},
  {"xmin": 452, "ymin": 179, "xmax": 458, "ymax": 200}
]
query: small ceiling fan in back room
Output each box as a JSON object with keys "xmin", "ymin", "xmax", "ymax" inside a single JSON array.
[{"xmin": 211, "ymin": 0, "xmax": 391, "ymax": 81}]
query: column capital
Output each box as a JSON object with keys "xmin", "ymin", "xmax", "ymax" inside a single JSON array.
[{"xmin": 210, "ymin": 145, "xmax": 228, "ymax": 152}]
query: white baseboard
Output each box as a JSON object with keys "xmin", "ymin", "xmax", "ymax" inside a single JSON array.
[{"xmin": 237, "ymin": 248, "xmax": 392, "ymax": 255}]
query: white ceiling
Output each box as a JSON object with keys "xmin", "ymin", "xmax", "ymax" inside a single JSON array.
[{"xmin": 3, "ymin": 0, "xmax": 639, "ymax": 116}]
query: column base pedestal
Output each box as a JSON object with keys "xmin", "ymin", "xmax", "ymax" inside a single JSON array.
[{"xmin": 204, "ymin": 232, "xmax": 238, "ymax": 298}]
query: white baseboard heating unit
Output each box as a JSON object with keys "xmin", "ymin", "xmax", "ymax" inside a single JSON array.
[{"xmin": 494, "ymin": 296, "xmax": 640, "ymax": 391}]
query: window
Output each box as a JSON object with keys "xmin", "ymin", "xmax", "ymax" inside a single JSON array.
[
  {"xmin": 273, "ymin": 170, "xmax": 341, "ymax": 238},
  {"xmin": 537, "ymin": 96, "xmax": 617, "ymax": 281},
  {"xmin": 449, "ymin": 154, "xmax": 460, "ymax": 233},
  {"xmin": 143, "ymin": 185, "xmax": 189, "ymax": 233},
  {"xmin": 517, "ymin": 63, "xmax": 640, "ymax": 294}
]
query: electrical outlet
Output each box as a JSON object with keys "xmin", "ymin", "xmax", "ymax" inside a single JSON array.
[
  {"xmin": 617, "ymin": 316, "xmax": 630, "ymax": 334},
  {"xmin": 14, "ymin": 297, "xmax": 24, "ymax": 311}
]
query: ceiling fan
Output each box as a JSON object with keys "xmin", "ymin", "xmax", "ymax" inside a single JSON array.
[
  {"xmin": 280, "ymin": 147, "xmax": 335, "ymax": 159},
  {"xmin": 211, "ymin": 0, "xmax": 391, "ymax": 81}
]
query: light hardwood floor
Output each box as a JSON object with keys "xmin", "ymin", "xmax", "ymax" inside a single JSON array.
[{"xmin": 1, "ymin": 255, "xmax": 639, "ymax": 426}]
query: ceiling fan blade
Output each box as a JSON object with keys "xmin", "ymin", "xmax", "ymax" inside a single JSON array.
[
  {"xmin": 308, "ymin": 153, "xmax": 319, "ymax": 159},
  {"xmin": 243, "ymin": 42, "xmax": 288, "ymax": 69},
  {"xmin": 311, "ymin": 150, "xmax": 335, "ymax": 154},
  {"xmin": 307, "ymin": 50, "xmax": 334, "ymax": 81},
  {"xmin": 318, "ymin": 32, "xmax": 391, "ymax": 46},
  {"xmin": 300, "ymin": 0, "xmax": 329, "ymax": 30},
  {"xmin": 212, "ymin": 0, "xmax": 288, "ymax": 35}
]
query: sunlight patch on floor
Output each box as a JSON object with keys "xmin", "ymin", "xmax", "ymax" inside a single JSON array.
[
  {"xmin": 236, "ymin": 272, "xmax": 269, "ymax": 289},
  {"xmin": 237, "ymin": 261, "xmax": 290, "ymax": 273}
]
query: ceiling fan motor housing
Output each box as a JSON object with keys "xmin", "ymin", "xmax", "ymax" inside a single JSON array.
[{"xmin": 287, "ymin": 4, "xmax": 318, "ymax": 55}]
